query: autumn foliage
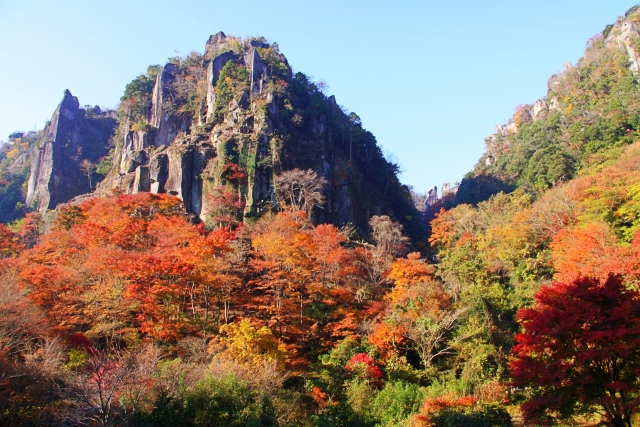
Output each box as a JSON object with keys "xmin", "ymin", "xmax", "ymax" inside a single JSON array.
[
  {"xmin": 6, "ymin": 194, "xmax": 372, "ymax": 367},
  {"xmin": 249, "ymin": 210, "xmax": 361, "ymax": 357},
  {"xmin": 1, "ymin": 189, "xmax": 436, "ymax": 424},
  {"xmin": 511, "ymin": 275, "xmax": 640, "ymax": 427},
  {"xmin": 15, "ymin": 193, "xmax": 240, "ymax": 341},
  {"xmin": 8, "ymin": 128, "xmax": 640, "ymax": 426},
  {"xmin": 8, "ymin": 149, "xmax": 640, "ymax": 426},
  {"xmin": 345, "ymin": 353, "xmax": 383, "ymax": 380},
  {"xmin": 413, "ymin": 393, "xmax": 477, "ymax": 426},
  {"xmin": 0, "ymin": 223, "xmax": 22, "ymax": 259}
]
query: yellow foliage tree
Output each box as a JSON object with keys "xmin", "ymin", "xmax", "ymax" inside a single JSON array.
[
  {"xmin": 215, "ymin": 319, "xmax": 288, "ymax": 370},
  {"xmin": 5, "ymin": 147, "xmax": 19, "ymax": 160}
]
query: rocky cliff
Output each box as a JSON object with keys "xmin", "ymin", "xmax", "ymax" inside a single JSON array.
[
  {"xmin": 94, "ymin": 32, "xmax": 422, "ymax": 237},
  {"xmin": 26, "ymin": 90, "xmax": 116, "ymax": 212}
]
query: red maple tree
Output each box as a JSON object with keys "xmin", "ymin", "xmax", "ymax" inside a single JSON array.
[{"xmin": 510, "ymin": 275, "xmax": 640, "ymax": 427}]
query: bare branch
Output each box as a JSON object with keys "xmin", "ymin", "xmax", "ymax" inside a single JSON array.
[{"xmin": 274, "ymin": 168, "xmax": 326, "ymax": 216}]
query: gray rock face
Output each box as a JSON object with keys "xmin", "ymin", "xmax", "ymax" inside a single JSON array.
[
  {"xmin": 207, "ymin": 32, "xmax": 226, "ymax": 46},
  {"xmin": 605, "ymin": 15, "xmax": 640, "ymax": 71},
  {"xmin": 165, "ymin": 145, "xmax": 192, "ymax": 204},
  {"xmin": 26, "ymin": 90, "xmax": 116, "ymax": 212},
  {"xmin": 104, "ymin": 135, "xmax": 215, "ymax": 218},
  {"xmin": 248, "ymin": 48, "xmax": 268, "ymax": 94},
  {"xmin": 206, "ymin": 51, "xmax": 237, "ymax": 119},
  {"xmin": 441, "ymin": 182, "xmax": 458, "ymax": 197},
  {"xmin": 149, "ymin": 152, "xmax": 169, "ymax": 193},
  {"xmin": 133, "ymin": 166, "xmax": 150, "ymax": 193},
  {"xmin": 205, "ymin": 32, "xmax": 232, "ymax": 59},
  {"xmin": 190, "ymin": 145, "xmax": 214, "ymax": 216},
  {"xmin": 249, "ymin": 40, "xmax": 270, "ymax": 49},
  {"xmin": 115, "ymin": 62, "xmax": 189, "ymax": 183},
  {"xmin": 547, "ymin": 73, "xmax": 561, "ymax": 93},
  {"xmin": 230, "ymin": 91, "xmax": 250, "ymax": 112},
  {"xmin": 150, "ymin": 64, "xmax": 186, "ymax": 147},
  {"xmin": 424, "ymin": 186, "xmax": 438, "ymax": 210},
  {"xmin": 532, "ymin": 99, "xmax": 547, "ymax": 119},
  {"xmin": 120, "ymin": 131, "xmax": 150, "ymax": 173}
]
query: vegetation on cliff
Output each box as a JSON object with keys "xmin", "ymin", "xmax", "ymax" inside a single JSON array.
[{"xmin": 0, "ymin": 132, "xmax": 37, "ymax": 223}]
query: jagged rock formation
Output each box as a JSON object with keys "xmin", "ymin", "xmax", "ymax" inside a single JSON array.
[
  {"xmin": 423, "ymin": 183, "xmax": 458, "ymax": 211},
  {"xmin": 96, "ymin": 32, "xmax": 422, "ymax": 237},
  {"xmin": 424, "ymin": 186, "xmax": 438, "ymax": 210},
  {"xmin": 26, "ymin": 90, "xmax": 116, "ymax": 212},
  {"xmin": 11, "ymin": 34, "xmax": 420, "ymax": 237},
  {"xmin": 100, "ymin": 33, "xmax": 282, "ymax": 216}
]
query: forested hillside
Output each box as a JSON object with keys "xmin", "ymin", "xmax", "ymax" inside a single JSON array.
[
  {"xmin": 4, "ymin": 5, "xmax": 640, "ymax": 427},
  {"xmin": 454, "ymin": 5, "xmax": 640, "ymax": 206}
]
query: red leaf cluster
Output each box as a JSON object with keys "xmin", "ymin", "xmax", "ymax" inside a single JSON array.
[
  {"xmin": 511, "ymin": 275, "xmax": 640, "ymax": 425},
  {"xmin": 345, "ymin": 353, "xmax": 383, "ymax": 379}
]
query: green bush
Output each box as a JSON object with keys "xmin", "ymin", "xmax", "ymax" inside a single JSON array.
[
  {"xmin": 213, "ymin": 60, "xmax": 249, "ymax": 122},
  {"xmin": 132, "ymin": 373, "xmax": 278, "ymax": 427},
  {"xmin": 371, "ymin": 381, "xmax": 425, "ymax": 426},
  {"xmin": 120, "ymin": 66, "xmax": 159, "ymax": 123}
]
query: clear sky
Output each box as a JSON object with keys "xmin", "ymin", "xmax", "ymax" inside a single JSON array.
[{"xmin": 0, "ymin": 0, "xmax": 635, "ymax": 194}]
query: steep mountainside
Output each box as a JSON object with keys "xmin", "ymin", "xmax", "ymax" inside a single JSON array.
[
  {"xmin": 418, "ymin": 7, "xmax": 640, "ymax": 425},
  {"xmin": 452, "ymin": 5, "xmax": 640, "ymax": 205},
  {"xmin": 17, "ymin": 33, "xmax": 422, "ymax": 239},
  {"xmin": 90, "ymin": 32, "xmax": 422, "ymax": 237},
  {"xmin": 0, "ymin": 131, "xmax": 37, "ymax": 223}
]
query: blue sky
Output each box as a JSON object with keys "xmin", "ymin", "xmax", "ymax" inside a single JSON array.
[{"xmin": 0, "ymin": 0, "xmax": 635, "ymax": 193}]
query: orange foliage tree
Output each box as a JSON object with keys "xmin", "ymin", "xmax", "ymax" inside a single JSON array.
[
  {"xmin": 248, "ymin": 210, "xmax": 359, "ymax": 353},
  {"xmin": 0, "ymin": 223, "xmax": 23, "ymax": 259},
  {"xmin": 16, "ymin": 193, "xmax": 241, "ymax": 342},
  {"xmin": 511, "ymin": 275, "xmax": 640, "ymax": 427},
  {"xmin": 384, "ymin": 253, "xmax": 459, "ymax": 369},
  {"xmin": 413, "ymin": 394, "xmax": 477, "ymax": 427}
]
